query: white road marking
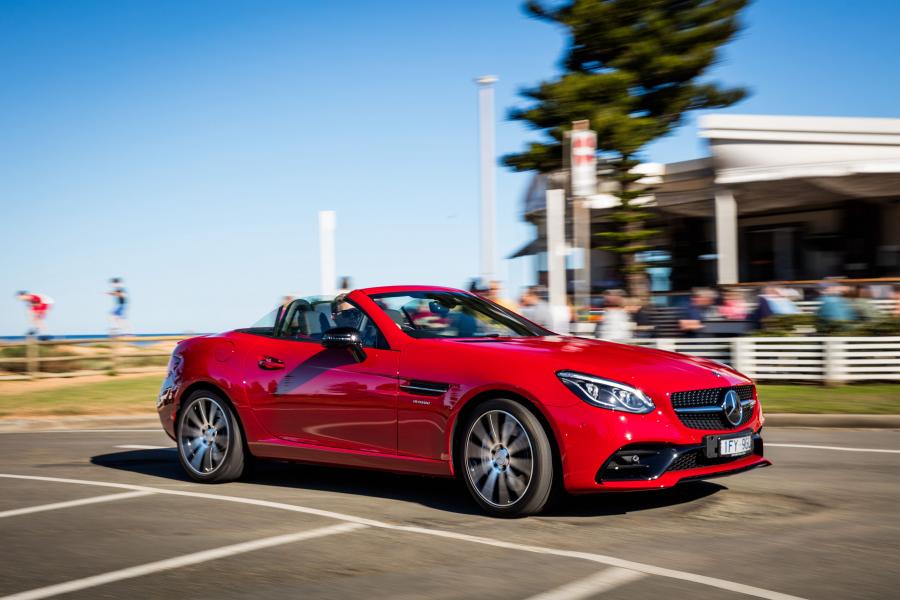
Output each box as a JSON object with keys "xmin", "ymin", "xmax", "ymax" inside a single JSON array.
[
  {"xmin": 768, "ymin": 443, "xmax": 900, "ymax": 454},
  {"xmin": 0, "ymin": 491, "xmax": 154, "ymax": 519},
  {"xmin": 0, "ymin": 473, "xmax": 806, "ymax": 600},
  {"xmin": 389, "ymin": 525, "xmax": 803, "ymax": 600},
  {"xmin": 524, "ymin": 567, "xmax": 645, "ymax": 600},
  {"xmin": 0, "ymin": 522, "xmax": 365, "ymax": 600},
  {"xmin": 113, "ymin": 444, "xmax": 169, "ymax": 450}
]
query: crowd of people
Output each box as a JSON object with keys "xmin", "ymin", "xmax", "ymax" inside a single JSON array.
[
  {"xmin": 604, "ymin": 283, "xmax": 900, "ymax": 340},
  {"xmin": 674, "ymin": 283, "xmax": 900, "ymax": 337},
  {"xmin": 17, "ymin": 275, "xmax": 899, "ymax": 341},
  {"xmin": 463, "ymin": 278, "xmax": 900, "ymax": 341},
  {"xmin": 13, "ymin": 279, "xmax": 129, "ymax": 338}
]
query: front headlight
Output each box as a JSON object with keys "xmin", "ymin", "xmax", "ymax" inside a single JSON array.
[{"xmin": 557, "ymin": 371, "xmax": 655, "ymax": 414}]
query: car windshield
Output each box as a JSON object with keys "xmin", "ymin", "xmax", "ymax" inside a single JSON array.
[{"xmin": 369, "ymin": 291, "xmax": 549, "ymax": 339}]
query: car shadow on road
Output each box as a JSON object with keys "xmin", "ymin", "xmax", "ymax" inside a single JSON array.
[{"xmin": 90, "ymin": 448, "xmax": 725, "ymax": 518}]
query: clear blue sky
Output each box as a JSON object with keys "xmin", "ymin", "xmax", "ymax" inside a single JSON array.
[{"xmin": 2, "ymin": 0, "xmax": 899, "ymax": 335}]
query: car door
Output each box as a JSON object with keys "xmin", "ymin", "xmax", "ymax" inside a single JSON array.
[{"xmin": 242, "ymin": 297, "xmax": 399, "ymax": 454}]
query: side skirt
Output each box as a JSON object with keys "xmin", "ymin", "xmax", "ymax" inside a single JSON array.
[{"xmin": 248, "ymin": 440, "xmax": 453, "ymax": 477}]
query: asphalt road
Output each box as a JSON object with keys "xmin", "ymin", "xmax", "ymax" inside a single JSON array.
[{"xmin": 0, "ymin": 426, "xmax": 897, "ymax": 600}]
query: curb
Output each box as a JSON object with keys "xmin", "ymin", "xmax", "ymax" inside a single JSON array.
[
  {"xmin": 765, "ymin": 413, "xmax": 900, "ymax": 429},
  {"xmin": 0, "ymin": 414, "xmax": 160, "ymax": 433}
]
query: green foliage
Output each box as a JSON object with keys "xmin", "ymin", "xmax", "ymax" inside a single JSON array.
[
  {"xmin": 834, "ymin": 316, "xmax": 900, "ymax": 337},
  {"xmin": 750, "ymin": 314, "xmax": 900, "ymax": 337},
  {"xmin": 751, "ymin": 314, "xmax": 817, "ymax": 337},
  {"xmin": 504, "ymin": 0, "xmax": 750, "ymax": 293}
]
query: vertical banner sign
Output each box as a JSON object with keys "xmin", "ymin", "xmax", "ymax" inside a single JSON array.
[{"xmin": 571, "ymin": 129, "xmax": 597, "ymax": 197}]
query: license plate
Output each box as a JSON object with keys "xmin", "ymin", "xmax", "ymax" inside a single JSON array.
[{"xmin": 719, "ymin": 434, "xmax": 752, "ymax": 457}]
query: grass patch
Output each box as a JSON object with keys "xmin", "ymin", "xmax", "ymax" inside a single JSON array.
[
  {"xmin": 758, "ymin": 384, "xmax": 900, "ymax": 414},
  {"xmin": 0, "ymin": 375, "xmax": 162, "ymax": 418},
  {"xmin": 0, "ymin": 376, "xmax": 896, "ymax": 418}
]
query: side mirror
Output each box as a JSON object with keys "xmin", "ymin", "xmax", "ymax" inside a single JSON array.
[{"xmin": 321, "ymin": 327, "xmax": 366, "ymax": 362}]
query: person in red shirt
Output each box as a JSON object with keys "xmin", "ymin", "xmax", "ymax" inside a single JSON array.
[{"xmin": 15, "ymin": 291, "xmax": 53, "ymax": 337}]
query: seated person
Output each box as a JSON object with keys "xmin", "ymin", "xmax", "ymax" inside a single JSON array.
[{"xmin": 331, "ymin": 294, "xmax": 363, "ymax": 329}]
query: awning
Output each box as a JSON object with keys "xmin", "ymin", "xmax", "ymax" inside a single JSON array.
[{"xmin": 508, "ymin": 238, "xmax": 546, "ymax": 258}]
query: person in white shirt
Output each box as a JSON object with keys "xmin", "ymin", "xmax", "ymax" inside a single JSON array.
[{"xmin": 596, "ymin": 290, "xmax": 634, "ymax": 342}]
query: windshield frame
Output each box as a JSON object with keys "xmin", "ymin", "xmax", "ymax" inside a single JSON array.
[{"xmin": 367, "ymin": 290, "xmax": 552, "ymax": 339}]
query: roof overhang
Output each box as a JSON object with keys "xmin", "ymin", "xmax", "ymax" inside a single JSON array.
[{"xmin": 699, "ymin": 114, "xmax": 900, "ymax": 186}]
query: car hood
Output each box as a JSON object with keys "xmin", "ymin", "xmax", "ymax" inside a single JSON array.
[{"xmin": 447, "ymin": 336, "xmax": 750, "ymax": 391}]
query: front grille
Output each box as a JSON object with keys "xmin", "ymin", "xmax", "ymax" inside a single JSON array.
[
  {"xmin": 667, "ymin": 451, "xmax": 700, "ymax": 471},
  {"xmin": 670, "ymin": 385, "xmax": 755, "ymax": 430},
  {"xmin": 666, "ymin": 447, "xmax": 757, "ymax": 472}
]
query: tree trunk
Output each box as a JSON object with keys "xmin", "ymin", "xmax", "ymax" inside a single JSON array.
[{"xmin": 623, "ymin": 220, "xmax": 649, "ymax": 299}]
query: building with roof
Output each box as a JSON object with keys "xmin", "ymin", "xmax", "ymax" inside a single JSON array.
[{"xmin": 513, "ymin": 114, "xmax": 900, "ymax": 294}]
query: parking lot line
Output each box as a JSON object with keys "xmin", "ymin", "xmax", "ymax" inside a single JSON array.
[
  {"xmin": 0, "ymin": 490, "xmax": 154, "ymax": 519},
  {"xmin": 768, "ymin": 443, "xmax": 900, "ymax": 454},
  {"xmin": 524, "ymin": 567, "xmax": 646, "ymax": 600},
  {"xmin": 0, "ymin": 522, "xmax": 366, "ymax": 600},
  {"xmin": 113, "ymin": 444, "xmax": 169, "ymax": 450},
  {"xmin": 390, "ymin": 524, "xmax": 804, "ymax": 600},
  {"xmin": 0, "ymin": 473, "xmax": 806, "ymax": 600}
]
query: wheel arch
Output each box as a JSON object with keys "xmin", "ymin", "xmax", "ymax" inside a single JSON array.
[
  {"xmin": 448, "ymin": 389, "xmax": 563, "ymax": 481},
  {"xmin": 175, "ymin": 381, "xmax": 250, "ymax": 455}
]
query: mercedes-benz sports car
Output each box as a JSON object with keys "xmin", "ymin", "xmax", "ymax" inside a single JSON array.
[{"xmin": 157, "ymin": 285, "xmax": 770, "ymax": 517}]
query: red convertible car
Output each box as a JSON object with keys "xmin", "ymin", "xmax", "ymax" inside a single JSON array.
[{"xmin": 157, "ymin": 285, "xmax": 769, "ymax": 516}]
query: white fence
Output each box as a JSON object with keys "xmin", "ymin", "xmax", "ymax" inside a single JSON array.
[
  {"xmin": 623, "ymin": 337, "xmax": 900, "ymax": 383},
  {"xmin": 1, "ymin": 334, "xmax": 898, "ymax": 385}
]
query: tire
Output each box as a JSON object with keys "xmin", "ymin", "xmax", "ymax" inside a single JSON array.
[
  {"xmin": 458, "ymin": 398, "xmax": 554, "ymax": 517},
  {"xmin": 176, "ymin": 390, "xmax": 245, "ymax": 483}
]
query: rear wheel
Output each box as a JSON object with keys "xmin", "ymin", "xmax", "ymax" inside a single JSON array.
[
  {"xmin": 459, "ymin": 399, "xmax": 554, "ymax": 517},
  {"xmin": 177, "ymin": 390, "xmax": 245, "ymax": 483}
]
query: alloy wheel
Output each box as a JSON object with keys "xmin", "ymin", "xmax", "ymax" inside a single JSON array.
[
  {"xmin": 464, "ymin": 409, "xmax": 534, "ymax": 507},
  {"xmin": 179, "ymin": 396, "xmax": 230, "ymax": 475}
]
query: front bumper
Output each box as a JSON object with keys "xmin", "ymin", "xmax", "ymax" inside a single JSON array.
[
  {"xmin": 157, "ymin": 375, "xmax": 179, "ymax": 441},
  {"xmin": 544, "ymin": 397, "xmax": 769, "ymax": 493},
  {"xmin": 594, "ymin": 432, "xmax": 770, "ymax": 490}
]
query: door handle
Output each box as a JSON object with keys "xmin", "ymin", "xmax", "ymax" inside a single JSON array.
[{"xmin": 258, "ymin": 355, "xmax": 285, "ymax": 370}]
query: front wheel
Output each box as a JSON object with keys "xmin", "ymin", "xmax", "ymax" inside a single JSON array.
[
  {"xmin": 459, "ymin": 399, "xmax": 554, "ymax": 517},
  {"xmin": 177, "ymin": 391, "xmax": 245, "ymax": 483}
]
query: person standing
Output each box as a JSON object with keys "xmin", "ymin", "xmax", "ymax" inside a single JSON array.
[
  {"xmin": 848, "ymin": 286, "xmax": 878, "ymax": 321},
  {"xmin": 679, "ymin": 288, "xmax": 718, "ymax": 337},
  {"xmin": 337, "ymin": 276, "xmax": 353, "ymax": 294},
  {"xmin": 519, "ymin": 286, "xmax": 552, "ymax": 329},
  {"xmin": 595, "ymin": 290, "xmax": 634, "ymax": 342},
  {"xmin": 719, "ymin": 288, "xmax": 748, "ymax": 320},
  {"xmin": 486, "ymin": 280, "xmax": 518, "ymax": 312},
  {"xmin": 817, "ymin": 284, "xmax": 856, "ymax": 324},
  {"xmin": 15, "ymin": 291, "xmax": 53, "ymax": 337},
  {"xmin": 108, "ymin": 278, "xmax": 129, "ymax": 335}
]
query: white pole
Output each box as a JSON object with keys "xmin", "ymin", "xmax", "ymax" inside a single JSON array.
[
  {"xmin": 476, "ymin": 75, "xmax": 498, "ymax": 284},
  {"xmin": 714, "ymin": 187, "xmax": 738, "ymax": 285},
  {"xmin": 546, "ymin": 189, "xmax": 569, "ymax": 334},
  {"xmin": 318, "ymin": 210, "xmax": 336, "ymax": 296}
]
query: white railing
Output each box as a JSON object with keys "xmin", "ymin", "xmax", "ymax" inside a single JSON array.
[
  {"xmin": 3, "ymin": 333, "xmax": 898, "ymax": 385},
  {"xmin": 620, "ymin": 336, "xmax": 900, "ymax": 383}
]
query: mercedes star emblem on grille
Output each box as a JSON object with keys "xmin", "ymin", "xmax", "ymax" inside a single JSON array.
[{"xmin": 721, "ymin": 389, "xmax": 742, "ymax": 426}]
